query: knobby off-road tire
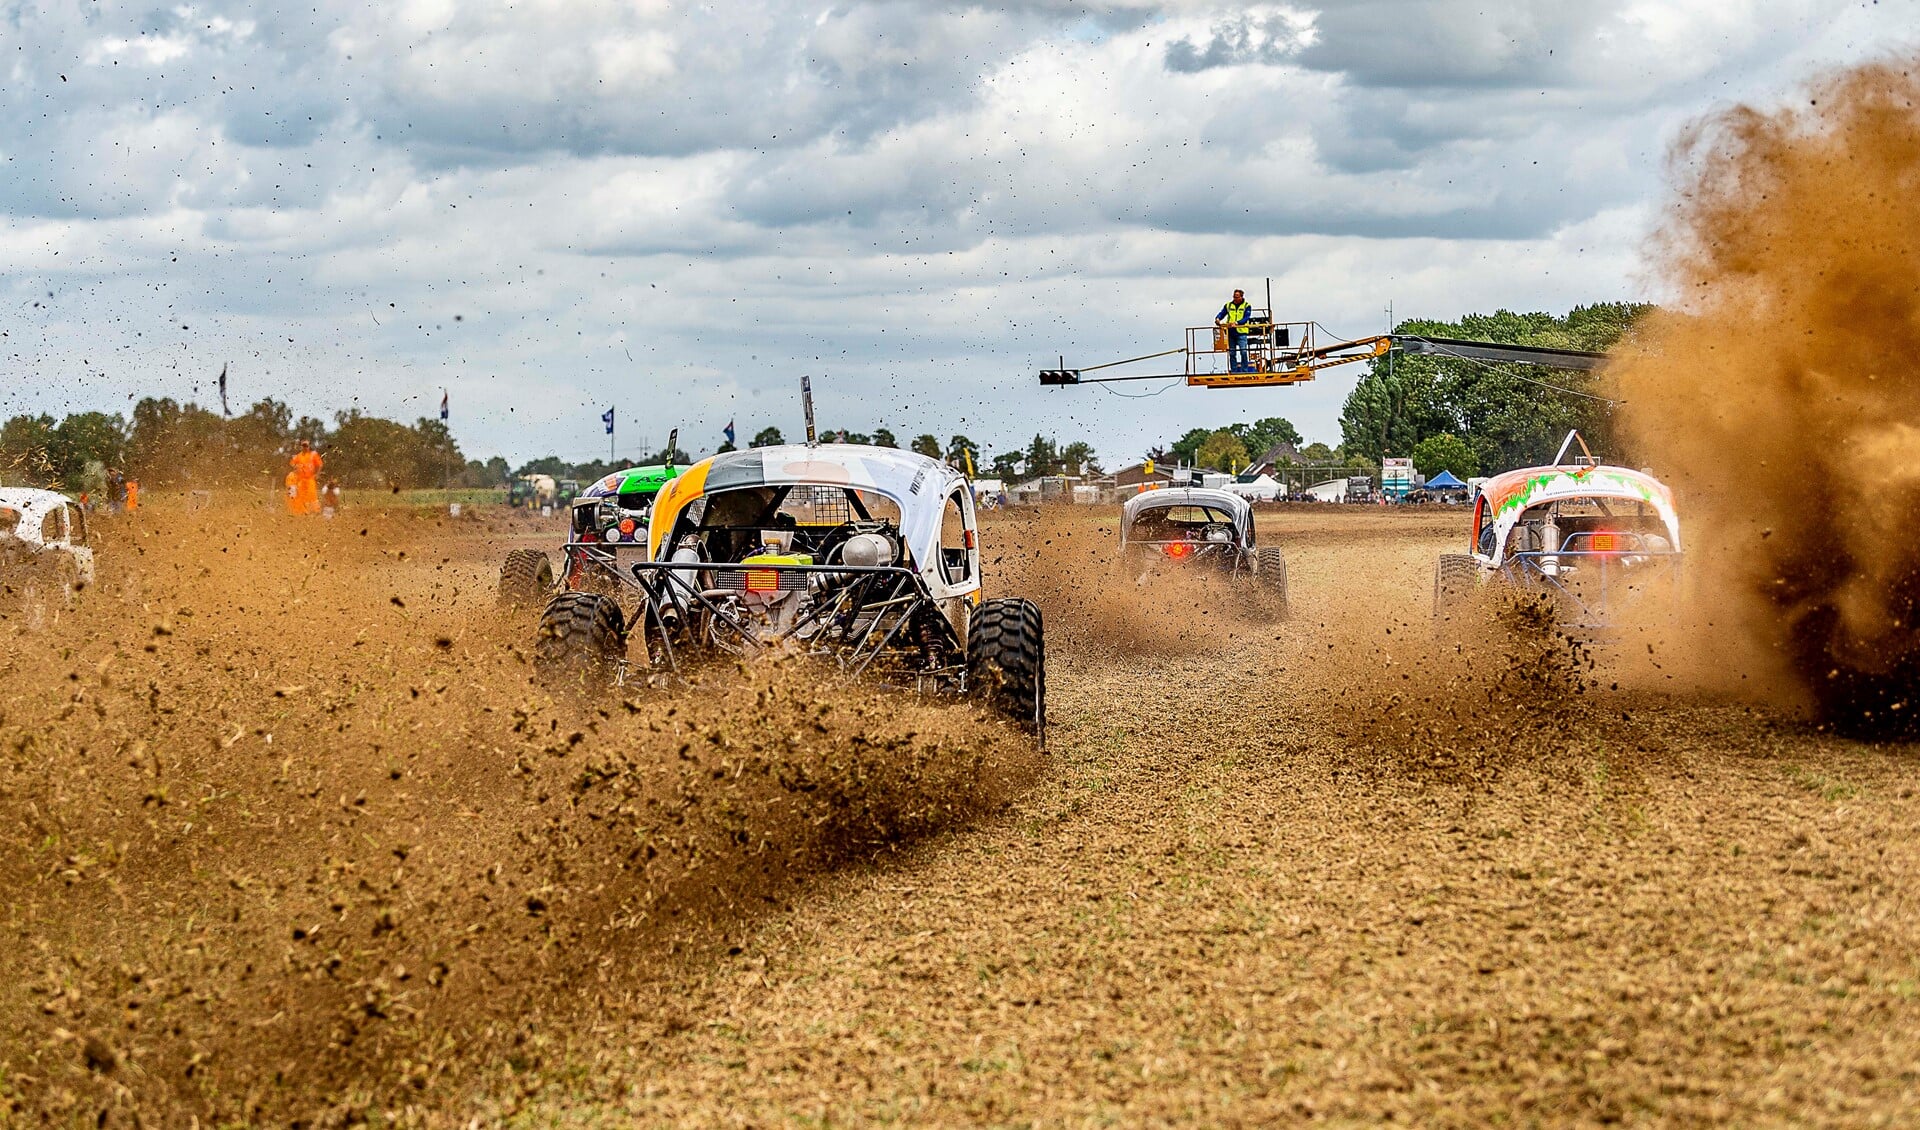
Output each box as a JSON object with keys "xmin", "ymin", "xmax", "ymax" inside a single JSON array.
[
  {"xmin": 1433, "ymin": 553, "xmax": 1480, "ymax": 640},
  {"xmin": 499, "ymin": 549, "xmax": 555, "ymax": 608},
  {"xmin": 535, "ymin": 592, "xmax": 626, "ymax": 685},
  {"xmin": 969, "ymin": 598, "xmax": 1046, "ymax": 746},
  {"xmin": 1255, "ymin": 547, "xmax": 1289, "ymax": 620}
]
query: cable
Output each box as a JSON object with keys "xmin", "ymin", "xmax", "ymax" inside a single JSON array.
[
  {"xmin": 1395, "ymin": 335, "xmax": 1620, "ymax": 404},
  {"xmin": 1095, "ymin": 376, "xmax": 1183, "ymax": 398}
]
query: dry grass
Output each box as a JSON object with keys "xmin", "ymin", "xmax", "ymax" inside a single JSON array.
[{"xmin": 3, "ymin": 501, "xmax": 1918, "ymax": 1125}]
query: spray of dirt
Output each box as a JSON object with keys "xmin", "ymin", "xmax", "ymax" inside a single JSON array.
[
  {"xmin": 1611, "ymin": 56, "xmax": 1920, "ymax": 736},
  {"xmin": 0, "ymin": 502, "xmax": 1037, "ymax": 1123},
  {"xmin": 988, "ymin": 507, "xmax": 1287, "ymax": 657},
  {"xmin": 1317, "ymin": 588, "xmax": 1658, "ymax": 790}
]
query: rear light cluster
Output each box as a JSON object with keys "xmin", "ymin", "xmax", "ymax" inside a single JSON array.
[
  {"xmin": 601, "ymin": 518, "xmax": 643, "ymax": 543},
  {"xmin": 1588, "ymin": 533, "xmax": 1619, "ymax": 552},
  {"xmin": 1163, "ymin": 542, "xmax": 1195, "ymax": 559}
]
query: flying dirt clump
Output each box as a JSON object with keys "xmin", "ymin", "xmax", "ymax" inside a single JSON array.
[
  {"xmin": 1325, "ymin": 594, "xmax": 1619, "ymax": 788},
  {"xmin": 1613, "ymin": 55, "xmax": 1920, "ymax": 736},
  {"xmin": 0, "ymin": 504, "xmax": 1037, "ymax": 1125}
]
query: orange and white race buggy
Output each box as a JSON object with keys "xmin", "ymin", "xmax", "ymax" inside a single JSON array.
[{"xmin": 1434, "ymin": 435, "xmax": 1682, "ymax": 641}]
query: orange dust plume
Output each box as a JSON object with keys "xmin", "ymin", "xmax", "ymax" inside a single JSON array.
[{"xmin": 1614, "ymin": 56, "xmax": 1920, "ymax": 735}]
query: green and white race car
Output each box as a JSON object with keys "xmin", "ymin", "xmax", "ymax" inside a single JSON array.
[{"xmin": 499, "ymin": 464, "xmax": 682, "ymax": 605}]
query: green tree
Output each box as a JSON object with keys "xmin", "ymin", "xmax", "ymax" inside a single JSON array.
[
  {"xmin": 988, "ymin": 451, "xmax": 1024, "ymax": 481},
  {"xmin": 1231, "ymin": 416, "xmax": 1303, "ymax": 459},
  {"xmin": 1301, "ymin": 442, "xmax": 1336, "ymax": 462},
  {"xmin": 1410, "ymin": 432, "xmax": 1480, "ymax": 479},
  {"xmin": 642, "ymin": 444, "xmax": 693, "ymax": 465},
  {"xmin": 50, "ymin": 412, "xmax": 128, "ymax": 486},
  {"xmin": 409, "ymin": 417, "xmax": 465, "ymax": 487},
  {"xmin": 1344, "ymin": 303, "xmax": 1649, "ymax": 472},
  {"xmin": 751, "ymin": 426, "xmax": 784, "ymax": 448},
  {"xmin": 1060, "ymin": 440, "xmax": 1097, "ymax": 477},
  {"xmin": 715, "ymin": 441, "xmax": 737, "ymax": 454},
  {"xmin": 911, "ymin": 434, "xmax": 941, "ymax": 459},
  {"xmin": 330, "ymin": 409, "xmax": 421, "ymax": 489},
  {"xmin": 0, "ymin": 414, "xmax": 57, "ymax": 485},
  {"xmin": 871, "ymin": 427, "xmax": 898, "ymax": 449},
  {"xmin": 229, "ymin": 398, "xmax": 292, "ymax": 462},
  {"xmin": 1169, "ymin": 427, "xmax": 1212, "ymax": 466},
  {"xmin": 1022, "ymin": 434, "xmax": 1059, "ymax": 477},
  {"xmin": 946, "ymin": 435, "xmax": 976, "ymax": 470},
  {"xmin": 1194, "ymin": 429, "xmax": 1249, "ymax": 472}
]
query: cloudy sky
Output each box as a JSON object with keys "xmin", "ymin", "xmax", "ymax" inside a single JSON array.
[{"xmin": 0, "ymin": 0, "xmax": 1905, "ymax": 468}]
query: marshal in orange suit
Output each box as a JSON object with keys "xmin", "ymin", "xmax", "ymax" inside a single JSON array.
[{"xmin": 288, "ymin": 439, "xmax": 323, "ymax": 516}]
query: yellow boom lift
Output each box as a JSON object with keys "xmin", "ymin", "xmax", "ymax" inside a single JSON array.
[{"xmin": 1038, "ymin": 285, "xmax": 1607, "ymax": 389}]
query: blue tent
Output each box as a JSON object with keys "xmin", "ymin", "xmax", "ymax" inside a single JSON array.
[{"xmin": 1424, "ymin": 470, "xmax": 1467, "ymax": 489}]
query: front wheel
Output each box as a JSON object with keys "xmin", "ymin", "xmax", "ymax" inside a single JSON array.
[
  {"xmin": 968, "ymin": 598, "xmax": 1046, "ymax": 746},
  {"xmin": 535, "ymin": 592, "xmax": 626, "ymax": 686}
]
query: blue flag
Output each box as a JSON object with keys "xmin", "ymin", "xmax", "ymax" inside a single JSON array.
[
  {"xmin": 602, "ymin": 407, "xmax": 615, "ymax": 435},
  {"xmin": 724, "ymin": 419, "xmax": 735, "ymax": 446},
  {"xmin": 440, "ymin": 390, "xmax": 449, "ymax": 421}
]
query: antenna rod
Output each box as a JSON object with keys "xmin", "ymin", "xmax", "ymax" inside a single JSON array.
[{"xmin": 802, "ymin": 375, "xmax": 817, "ymax": 446}]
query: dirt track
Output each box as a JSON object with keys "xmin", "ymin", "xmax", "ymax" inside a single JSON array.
[{"xmin": 4, "ymin": 502, "xmax": 1919, "ymax": 1125}]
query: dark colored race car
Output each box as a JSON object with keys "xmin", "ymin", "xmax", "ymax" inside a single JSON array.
[
  {"xmin": 1119, "ymin": 487, "xmax": 1287, "ymax": 617},
  {"xmin": 498, "ymin": 464, "xmax": 681, "ymax": 606}
]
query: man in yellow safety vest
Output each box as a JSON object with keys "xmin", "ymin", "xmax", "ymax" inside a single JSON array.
[{"xmin": 1215, "ymin": 289, "xmax": 1255, "ymax": 373}]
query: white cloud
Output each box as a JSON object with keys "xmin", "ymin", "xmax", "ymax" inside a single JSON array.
[{"xmin": 0, "ymin": 0, "xmax": 1912, "ymax": 466}]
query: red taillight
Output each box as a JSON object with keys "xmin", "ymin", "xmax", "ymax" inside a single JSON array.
[
  {"xmin": 1164, "ymin": 542, "xmax": 1194, "ymax": 559},
  {"xmin": 618, "ymin": 518, "xmax": 636, "ymax": 535},
  {"xmin": 580, "ymin": 530, "xmax": 597, "ymax": 543},
  {"xmin": 1589, "ymin": 533, "xmax": 1619, "ymax": 552},
  {"xmin": 745, "ymin": 569, "xmax": 779, "ymax": 593}
]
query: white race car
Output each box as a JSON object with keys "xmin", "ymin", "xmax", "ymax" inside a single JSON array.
[
  {"xmin": 533, "ymin": 444, "xmax": 1047, "ymax": 738},
  {"xmin": 0, "ymin": 487, "xmax": 96, "ymax": 623},
  {"xmin": 1434, "ymin": 438, "xmax": 1681, "ymax": 641}
]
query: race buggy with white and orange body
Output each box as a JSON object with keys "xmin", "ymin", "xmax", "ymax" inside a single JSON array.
[
  {"xmin": 531, "ymin": 444, "xmax": 1046, "ymax": 737},
  {"xmin": 1434, "ymin": 440, "xmax": 1682, "ymax": 640},
  {"xmin": 499, "ymin": 463, "xmax": 682, "ymax": 606}
]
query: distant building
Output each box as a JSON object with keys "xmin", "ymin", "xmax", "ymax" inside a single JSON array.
[
  {"xmin": 1113, "ymin": 461, "xmax": 1175, "ymax": 490},
  {"xmin": 1245, "ymin": 440, "xmax": 1304, "ymax": 477}
]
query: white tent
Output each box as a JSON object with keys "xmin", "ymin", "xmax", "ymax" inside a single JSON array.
[
  {"xmin": 1303, "ymin": 478, "xmax": 1349, "ymax": 502},
  {"xmin": 1224, "ymin": 474, "xmax": 1281, "ymax": 501}
]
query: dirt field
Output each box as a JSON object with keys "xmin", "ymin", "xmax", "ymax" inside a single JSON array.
[{"xmin": 4, "ymin": 500, "xmax": 1918, "ymax": 1126}]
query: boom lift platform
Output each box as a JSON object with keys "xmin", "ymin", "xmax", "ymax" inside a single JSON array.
[{"xmin": 1038, "ymin": 298, "xmax": 1608, "ymax": 389}]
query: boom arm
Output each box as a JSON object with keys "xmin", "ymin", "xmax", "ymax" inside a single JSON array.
[{"xmin": 1039, "ymin": 328, "xmax": 1607, "ymax": 388}]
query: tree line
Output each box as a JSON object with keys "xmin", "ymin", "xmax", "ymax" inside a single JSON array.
[
  {"xmin": 1337, "ymin": 303, "xmax": 1650, "ymax": 478},
  {"xmin": 4, "ymin": 305, "xmax": 1644, "ymax": 496},
  {"xmin": 0, "ymin": 398, "xmax": 503, "ymax": 493}
]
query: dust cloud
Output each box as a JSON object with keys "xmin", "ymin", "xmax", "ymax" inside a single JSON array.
[
  {"xmin": 1614, "ymin": 56, "xmax": 1920, "ymax": 736},
  {"xmin": 0, "ymin": 503, "xmax": 1037, "ymax": 1123},
  {"xmin": 989, "ymin": 508, "xmax": 1285, "ymax": 656}
]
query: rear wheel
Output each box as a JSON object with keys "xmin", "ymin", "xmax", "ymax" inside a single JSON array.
[
  {"xmin": 1255, "ymin": 547, "xmax": 1289, "ymax": 619},
  {"xmin": 1433, "ymin": 553, "xmax": 1480, "ymax": 639},
  {"xmin": 535, "ymin": 592, "xmax": 625, "ymax": 685},
  {"xmin": 499, "ymin": 549, "xmax": 554, "ymax": 607},
  {"xmin": 969, "ymin": 598, "xmax": 1045, "ymax": 745}
]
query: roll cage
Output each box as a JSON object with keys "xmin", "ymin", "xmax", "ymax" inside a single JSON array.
[
  {"xmin": 562, "ymin": 445, "xmax": 983, "ymax": 683},
  {"xmin": 1468, "ymin": 466, "xmax": 1682, "ymax": 635}
]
